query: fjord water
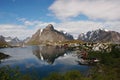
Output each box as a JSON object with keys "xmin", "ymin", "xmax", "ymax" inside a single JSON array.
[{"xmin": 0, "ymin": 46, "xmax": 89, "ymax": 79}]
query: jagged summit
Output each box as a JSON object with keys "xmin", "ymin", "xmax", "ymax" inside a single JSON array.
[
  {"xmin": 45, "ymin": 24, "xmax": 54, "ymax": 30},
  {"xmin": 28, "ymin": 24, "xmax": 73, "ymax": 44},
  {"xmin": 78, "ymin": 29, "xmax": 120, "ymax": 43}
]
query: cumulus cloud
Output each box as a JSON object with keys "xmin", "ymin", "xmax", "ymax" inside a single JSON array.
[
  {"xmin": 104, "ymin": 21, "xmax": 120, "ymax": 32},
  {"xmin": 49, "ymin": 0, "xmax": 120, "ymax": 21},
  {"xmin": 0, "ymin": 24, "xmax": 34, "ymax": 39},
  {"xmin": 17, "ymin": 18, "xmax": 56, "ymax": 28}
]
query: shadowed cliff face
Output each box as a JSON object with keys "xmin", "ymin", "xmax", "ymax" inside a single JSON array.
[
  {"xmin": 0, "ymin": 35, "xmax": 7, "ymax": 47},
  {"xmin": 28, "ymin": 24, "xmax": 74, "ymax": 44},
  {"xmin": 32, "ymin": 46, "xmax": 65, "ymax": 64}
]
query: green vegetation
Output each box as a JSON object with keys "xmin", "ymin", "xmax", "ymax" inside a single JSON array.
[
  {"xmin": 43, "ymin": 70, "xmax": 90, "ymax": 80},
  {"xmin": 87, "ymin": 44, "xmax": 120, "ymax": 80},
  {"xmin": 27, "ymin": 40, "xmax": 40, "ymax": 45},
  {"xmin": 0, "ymin": 66, "xmax": 39, "ymax": 80}
]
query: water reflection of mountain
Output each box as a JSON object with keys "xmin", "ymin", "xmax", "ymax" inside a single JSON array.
[{"xmin": 32, "ymin": 46, "xmax": 66, "ymax": 64}]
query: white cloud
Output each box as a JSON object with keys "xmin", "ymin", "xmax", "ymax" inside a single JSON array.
[
  {"xmin": 0, "ymin": 24, "xmax": 34, "ymax": 39},
  {"xmin": 49, "ymin": 0, "xmax": 120, "ymax": 21},
  {"xmin": 104, "ymin": 21, "xmax": 120, "ymax": 32},
  {"xmin": 17, "ymin": 18, "xmax": 56, "ymax": 28}
]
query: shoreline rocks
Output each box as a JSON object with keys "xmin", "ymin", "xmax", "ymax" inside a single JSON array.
[{"xmin": 0, "ymin": 52, "xmax": 10, "ymax": 60}]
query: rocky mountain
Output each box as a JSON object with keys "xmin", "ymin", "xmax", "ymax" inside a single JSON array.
[
  {"xmin": 60, "ymin": 30, "xmax": 73, "ymax": 40},
  {"xmin": 0, "ymin": 35, "xmax": 7, "ymax": 47},
  {"xmin": 23, "ymin": 37, "xmax": 31, "ymax": 44},
  {"xmin": 4, "ymin": 36, "xmax": 12, "ymax": 42},
  {"xmin": 5, "ymin": 37, "xmax": 23, "ymax": 46},
  {"xmin": 28, "ymin": 24, "xmax": 74, "ymax": 44},
  {"xmin": 78, "ymin": 29, "xmax": 120, "ymax": 43}
]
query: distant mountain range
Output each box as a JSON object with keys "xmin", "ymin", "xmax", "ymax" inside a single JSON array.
[
  {"xmin": 6, "ymin": 37, "xmax": 23, "ymax": 46},
  {"xmin": 78, "ymin": 29, "xmax": 120, "ymax": 43},
  {"xmin": 4, "ymin": 37, "xmax": 23, "ymax": 46},
  {"xmin": 28, "ymin": 24, "xmax": 74, "ymax": 44},
  {"xmin": 0, "ymin": 36, "xmax": 23, "ymax": 47},
  {"xmin": 0, "ymin": 24, "xmax": 120, "ymax": 47}
]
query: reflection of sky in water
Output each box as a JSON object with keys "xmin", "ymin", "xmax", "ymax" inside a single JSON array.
[
  {"xmin": 0, "ymin": 46, "xmax": 90, "ymax": 79},
  {"xmin": 54, "ymin": 53, "xmax": 79, "ymax": 65}
]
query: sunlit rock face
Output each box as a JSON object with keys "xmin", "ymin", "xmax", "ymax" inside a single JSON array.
[
  {"xmin": 78, "ymin": 29, "xmax": 120, "ymax": 43},
  {"xmin": 32, "ymin": 46, "xmax": 65, "ymax": 64},
  {"xmin": 28, "ymin": 24, "xmax": 74, "ymax": 44}
]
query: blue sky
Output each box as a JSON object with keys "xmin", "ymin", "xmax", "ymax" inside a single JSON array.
[
  {"xmin": 0, "ymin": 0, "xmax": 57, "ymax": 23},
  {"xmin": 0, "ymin": 0, "xmax": 120, "ymax": 39}
]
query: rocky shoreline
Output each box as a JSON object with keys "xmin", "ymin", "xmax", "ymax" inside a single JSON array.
[{"xmin": 0, "ymin": 52, "xmax": 10, "ymax": 61}]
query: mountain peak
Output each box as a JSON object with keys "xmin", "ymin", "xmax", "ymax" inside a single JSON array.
[
  {"xmin": 78, "ymin": 29, "xmax": 120, "ymax": 43},
  {"xmin": 45, "ymin": 24, "xmax": 54, "ymax": 30},
  {"xmin": 28, "ymin": 24, "xmax": 73, "ymax": 44}
]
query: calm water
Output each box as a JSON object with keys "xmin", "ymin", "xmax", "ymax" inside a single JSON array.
[{"xmin": 0, "ymin": 46, "xmax": 90, "ymax": 79}]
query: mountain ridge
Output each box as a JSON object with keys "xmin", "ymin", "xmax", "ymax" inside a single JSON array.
[{"xmin": 78, "ymin": 29, "xmax": 120, "ymax": 43}]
